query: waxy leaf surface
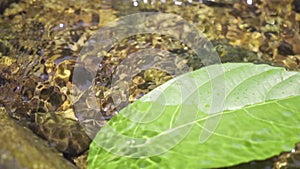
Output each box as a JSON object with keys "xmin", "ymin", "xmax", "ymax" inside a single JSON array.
[{"xmin": 89, "ymin": 63, "xmax": 300, "ymax": 169}]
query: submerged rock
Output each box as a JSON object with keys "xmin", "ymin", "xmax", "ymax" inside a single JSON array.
[
  {"xmin": 30, "ymin": 112, "xmax": 91, "ymax": 157},
  {"xmin": 0, "ymin": 107, "xmax": 77, "ymax": 169},
  {"xmin": 293, "ymin": 0, "xmax": 300, "ymax": 13},
  {"xmin": 0, "ymin": 0, "xmax": 19, "ymax": 14},
  {"xmin": 274, "ymin": 149, "xmax": 300, "ymax": 169}
]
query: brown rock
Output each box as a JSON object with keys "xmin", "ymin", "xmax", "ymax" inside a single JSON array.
[{"xmin": 0, "ymin": 107, "xmax": 77, "ymax": 169}]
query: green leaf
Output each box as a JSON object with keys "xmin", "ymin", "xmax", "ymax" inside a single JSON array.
[{"xmin": 88, "ymin": 63, "xmax": 300, "ymax": 169}]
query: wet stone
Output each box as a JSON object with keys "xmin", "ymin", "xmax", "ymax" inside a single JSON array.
[
  {"xmin": 0, "ymin": 0, "xmax": 19, "ymax": 14},
  {"xmin": 274, "ymin": 151, "xmax": 300, "ymax": 169},
  {"xmin": 293, "ymin": 0, "xmax": 300, "ymax": 13},
  {"xmin": 278, "ymin": 41, "xmax": 294, "ymax": 56},
  {"xmin": 0, "ymin": 107, "xmax": 77, "ymax": 169},
  {"xmin": 201, "ymin": 0, "xmax": 234, "ymax": 8},
  {"xmin": 30, "ymin": 112, "xmax": 91, "ymax": 156},
  {"xmin": 0, "ymin": 75, "xmax": 5, "ymax": 86}
]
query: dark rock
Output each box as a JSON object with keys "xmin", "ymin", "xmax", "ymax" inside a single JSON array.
[
  {"xmin": 0, "ymin": 42, "xmax": 10, "ymax": 56},
  {"xmin": 274, "ymin": 151, "xmax": 300, "ymax": 169},
  {"xmin": 201, "ymin": 0, "xmax": 234, "ymax": 7},
  {"xmin": 0, "ymin": 0, "xmax": 20, "ymax": 14},
  {"xmin": 0, "ymin": 75, "xmax": 5, "ymax": 86},
  {"xmin": 293, "ymin": 0, "xmax": 300, "ymax": 13},
  {"xmin": 278, "ymin": 41, "xmax": 294, "ymax": 56},
  {"xmin": 212, "ymin": 39, "xmax": 259, "ymax": 63}
]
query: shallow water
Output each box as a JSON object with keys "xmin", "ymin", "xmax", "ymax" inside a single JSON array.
[{"xmin": 0, "ymin": 0, "xmax": 299, "ymax": 169}]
